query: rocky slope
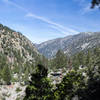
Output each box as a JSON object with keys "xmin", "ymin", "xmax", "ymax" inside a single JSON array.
[
  {"xmin": 0, "ymin": 24, "xmax": 41, "ymax": 84},
  {"xmin": 0, "ymin": 24, "xmax": 40, "ymax": 63},
  {"xmin": 37, "ymin": 32, "xmax": 100, "ymax": 58},
  {"xmin": 0, "ymin": 82, "xmax": 26, "ymax": 100}
]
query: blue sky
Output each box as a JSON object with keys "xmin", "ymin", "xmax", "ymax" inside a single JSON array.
[{"xmin": 0, "ymin": 0, "xmax": 100, "ymax": 43}]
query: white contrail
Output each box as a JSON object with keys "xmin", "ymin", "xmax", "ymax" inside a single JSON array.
[
  {"xmin": 26, "ymin": 13, "xmax": 78, "ymax": 35},
  {"xmin": 2, "ymin": 0, "xmax": 79, "ymax": 35}
]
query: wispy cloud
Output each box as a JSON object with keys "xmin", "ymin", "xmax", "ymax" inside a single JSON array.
[
  {"xmin": 26, "ymin": 13, "xmax": 78, "ymax": 35},
  {"xmin": 2, "ymin": 0, "xmax": 28, "ymax": 12},
  {"xmin": 74, "ymin": 0, "xmax": 98, "ymax": 14},
  {"xmin": 2, "ymin": 0, "xmax": 78, "ymax": 35},
  {"xmin": 82, "ymin": 3, "xmax": 99, "ymax": 14}
]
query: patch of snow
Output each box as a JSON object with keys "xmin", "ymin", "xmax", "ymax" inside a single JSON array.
[
  {"xmin": 81, "ymin": 43, "xmax": 89, "ymax": 50},
  {"xmin": 84, "ymin": 32, "xmax": 94, "ymax": 35}
]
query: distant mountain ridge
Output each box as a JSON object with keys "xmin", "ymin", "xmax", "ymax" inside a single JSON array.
[{"xmin": 36, "ymin": 32, "xmax": 100, "ymax": 58}]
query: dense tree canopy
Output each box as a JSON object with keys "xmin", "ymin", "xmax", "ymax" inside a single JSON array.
[
  {"xmin": 91, "ymin": 0, "xmax": 100, "ymax": 8},
  {"xmin": 53, "ymin": 70, "xmax": 85, "ymax": 100},
  {"xmin": 50, "ymin": 50, "xmax": 68, "ymax": 69},
  {"xmin": 24, "ymin": 64, "xmax": 53, "ymax": 100},
  {"xmin": 2, "ymin": 65, "xmax": 11, "ymax": 85}
]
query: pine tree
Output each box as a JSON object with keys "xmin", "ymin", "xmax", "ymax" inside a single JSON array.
[
  {"xmin": 52, "ymin": 50, "xmax": 67, "ymax": 69},
  {"xmin": 77, "ymin": 65, "xmax": 100, "ymax": 100},
  {"xmin": 93, "ymin": 48, "xmax": 100, "ymax": 66},
  {"xmin": 72, "ymin": 51, "xmax": 85, "ymax": 69},
  {"xmin": 24, "ymin": 67, "xmax": 29, "ymax": 85},
  {"xmin": 2, "ymin": 65, "xmax": 11, "ymax": 85},
  {"xmin": 85, "ymin": 50, "xmax": 93, "ymax": 67},
  {"xmin": 54, "ymin": 70, "xmax": 85, "ymax": 100},
  {"xmin": 24, "ymin": 64, "xmax": 53, "ymax": 100}
]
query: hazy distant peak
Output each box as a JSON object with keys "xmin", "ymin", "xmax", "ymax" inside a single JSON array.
[{"xmin": 37, "ymin": 32, "xmax": 100, "ymax": 58}]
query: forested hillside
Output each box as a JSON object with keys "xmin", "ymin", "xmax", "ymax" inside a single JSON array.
[
  {"xmin": 0, "ymin": 24, "xmax": 44, "ymax": 85},
  {"xmin": 24, "ymin": 48, "xmax": 100, "ymax": 100}
]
